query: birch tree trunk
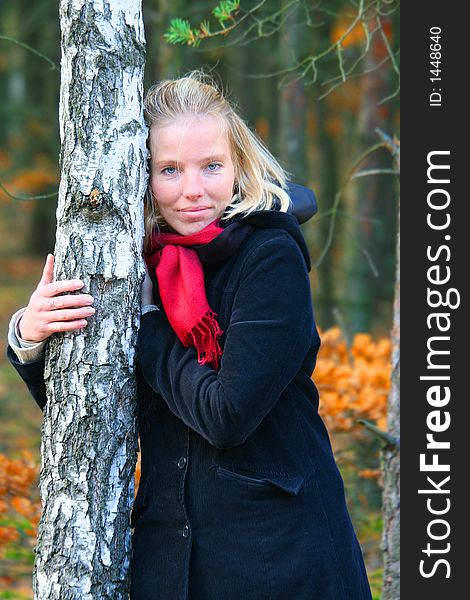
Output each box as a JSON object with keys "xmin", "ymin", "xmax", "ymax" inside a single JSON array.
[
  {"xmin": 381, "ymin": 140, "xmax": 400, "ymax": 599},
  {"xmin": 33, "ymin": 1, "xmax": 147, "ymax": 598}
]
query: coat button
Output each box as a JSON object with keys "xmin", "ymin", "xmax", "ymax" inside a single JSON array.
[
  {"xmin": 177, "ymin": 457, "xmax": 187, "ymax": 469},
  {"xmin": 182, "ymin": 524, "xmax": 190, "ymax": 538}
]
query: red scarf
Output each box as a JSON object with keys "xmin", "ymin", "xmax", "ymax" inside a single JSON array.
[{"xmin": 145, "ymin": 220, "xmax": 225, "ymax": 370}]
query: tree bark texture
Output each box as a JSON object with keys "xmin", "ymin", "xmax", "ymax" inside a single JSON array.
[
  {"xmin": 278, "ymin": 0, "xmax": 307, "ymax": 185},
  {"xmin": 381, "ymin": 145, "xmax": 400, "ymax": 599},
  {"xmin": 33, "ymin": 2, "xmax": 147, "ymax": 598}
]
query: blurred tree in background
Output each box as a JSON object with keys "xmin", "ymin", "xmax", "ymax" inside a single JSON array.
[{"xmin": 1, "ymin": 1, "xmax": 399, "ymax": 598}]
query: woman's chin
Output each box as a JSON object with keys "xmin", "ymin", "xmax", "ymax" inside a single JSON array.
[{"xmin": 171, "ymin": 212, "xmax": 215, "ymax": 236}]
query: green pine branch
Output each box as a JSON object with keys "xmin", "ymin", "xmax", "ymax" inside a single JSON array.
[
  {"xmin": 164, "ymin": 1, "xmax": 240, "ymax": 47},
  {"xmin": 213, "ymin": 0, "xmax": 240, "ymax": 28},
  {"xmin": 163, "ymin": 18, "xmax": 199, "ymax": 47}
]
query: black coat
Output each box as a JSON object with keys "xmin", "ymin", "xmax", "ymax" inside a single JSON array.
[{"xmin": 8, "ymin": 209, "xmax": 372, "ymax": 600}]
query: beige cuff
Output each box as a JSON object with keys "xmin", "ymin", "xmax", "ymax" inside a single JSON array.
[{"xmin": 8, "ymin": 308, "xmax": 47, "ymax": 364}]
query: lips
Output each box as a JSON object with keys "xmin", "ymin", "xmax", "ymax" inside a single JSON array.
[
  {"xmin": 178, "ymin": 206, "xmax": 213, "ymax": 220},
  {"xmin": 179, "ymin": 206, "xmax": 211, "ymax": 212}
]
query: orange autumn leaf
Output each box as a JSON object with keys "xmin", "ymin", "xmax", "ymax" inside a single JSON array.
[
  {"xmin": 11, "ymin": 496, "xmax": 34, "ymax": 518},
  {"xmin": 0, "ymin": 526, "xmax": 19, "ymax": 544},
  {"xmin": 316, "ymin": 328, "xmax": 390, "ymax": 434},
  {"xmin": 8, "ymin": 168, "xmax": 58, "ymax": 193},
  {"xmin": 0, "ymin": 163, "xmax": 58, "ymax": 203},
  {"xmin": 330, "ymin": 18, "xmax": 365, "ymax": 48},
  {"xmin": 331, "ymin": 15, "xmax": 394, "ymax": 52},
  {"xmin": 0, "ymin": 453, "xmax": 41, "ymax": 555}
]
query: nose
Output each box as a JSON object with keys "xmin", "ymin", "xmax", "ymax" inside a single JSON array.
[{"xmin": 182, "ymin": 170, "xmax": 204, "ymax": 200}]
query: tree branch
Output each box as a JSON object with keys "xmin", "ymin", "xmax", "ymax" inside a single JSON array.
[
  {"xmin": 358, "ymin": 419, "xmax": 400, "ymax": 448},
  {"xmin": 0, "ymin": 180, "xmax": 58, "ymax": 201},
  {"xmin": 0, "ymin": 35, "xmax": 60, "ymax": 71}
]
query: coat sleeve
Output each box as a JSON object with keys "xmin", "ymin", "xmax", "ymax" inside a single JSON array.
[
  {"xmin": 6, "ymin": 345, "xmax": 47, "ymax": 411},
  {"xmin": 137, "ymin": 233, "xmax": 315, "ymax": 449}
]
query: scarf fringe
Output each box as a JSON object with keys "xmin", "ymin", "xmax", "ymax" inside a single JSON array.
[{"xmin": 184, "ymin": 309, "xmax": 223, "ymax": 370}]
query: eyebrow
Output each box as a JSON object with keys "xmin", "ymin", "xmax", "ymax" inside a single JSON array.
[{"xmin": 154, "ymin": 154, "xmax": 229, "ymax": 167}]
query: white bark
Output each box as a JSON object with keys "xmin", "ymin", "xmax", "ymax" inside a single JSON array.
[
  {"xmin": 381, "ymin": 142, "xmax": 400, "ymax": 600},
  {"xmin": 33, "ymin": 2, "xmax": 147, "ymax": 598}
]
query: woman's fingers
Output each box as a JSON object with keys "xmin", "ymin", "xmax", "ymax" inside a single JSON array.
[
  {"xmin": 19, "ymin": 311, "xmax": 90, "ymax": 342},
  {"xmin": 19, "ymin": 254, "xmax": 95, "ymax": 342},
  {"xmin": 40, "ymin": 278, "xmax": 85, "ymax": 298},
  {"xmin": 37, "ymin": 253, "xmax": 55, "ymax": 288},
  {"xmin": 42, "ymin": 306, "xmax": 95, "ymax": 323},
  {"xmin": 45, "ymin": 319, "xmax": 89, "ymax": 335},
  {"xmin": 19, "ymin": 304, "xmax": 94, "ymax": 341},
  {"xmin": 39, "ymin": 293, "xmax": 94, "ymax": 311},
  {"xmin": 35, "ymin": 253, "xmax": 85, "ymax": 299}
]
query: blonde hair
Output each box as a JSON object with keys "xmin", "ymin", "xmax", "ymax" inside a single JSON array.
[{"xmin": 143, "ymin": 70, "xmax": 290, "ymax": 248}]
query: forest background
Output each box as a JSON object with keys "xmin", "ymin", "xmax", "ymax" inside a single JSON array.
[{"xmin": 0, "ymin": 0, "xmax": 400, "ymax": 598}]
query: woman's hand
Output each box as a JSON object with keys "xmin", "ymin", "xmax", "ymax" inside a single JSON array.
[{"xmin": 19, "ymin": 254, "xmax": 95, "ymax": 343}]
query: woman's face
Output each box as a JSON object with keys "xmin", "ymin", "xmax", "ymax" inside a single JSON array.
[{"xmin": 149, "ymin": 115, "xmax": 236, "ymax": 236}]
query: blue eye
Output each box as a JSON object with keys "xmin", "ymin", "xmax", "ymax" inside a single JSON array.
[
  {"xmin": 207, "ymin": 163, "xmax": 220, "ymax": 171},
  {"xmin": 162, "ymin": 166, "xmax": 177, "ymax": 175}
]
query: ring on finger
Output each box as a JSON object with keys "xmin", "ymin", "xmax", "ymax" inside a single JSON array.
[{"xmin": 49, "ymin": 297, "xmax": 56, "ymax": 310}]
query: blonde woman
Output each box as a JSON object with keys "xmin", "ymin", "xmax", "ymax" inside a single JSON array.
[{"xmin": 8, "ymin": 72, "xmax": 372, "ymax": 599}]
